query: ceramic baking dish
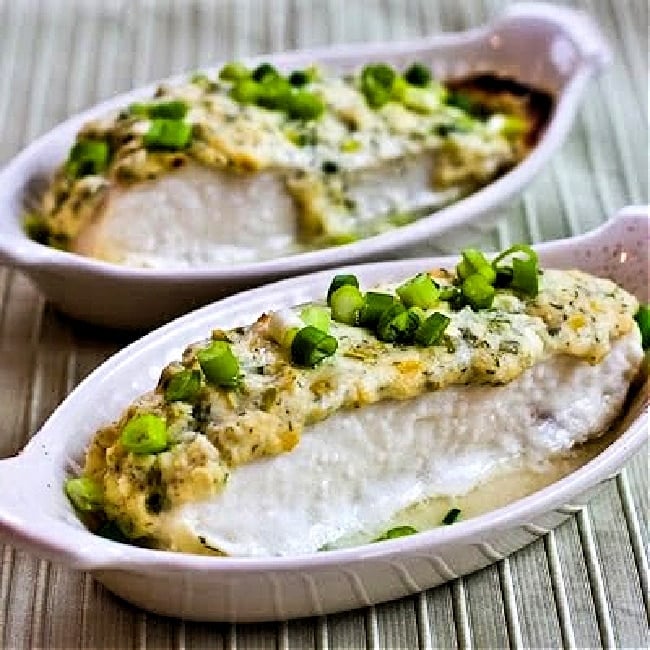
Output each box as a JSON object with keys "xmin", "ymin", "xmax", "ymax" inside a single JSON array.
[
  {"xmin": 0, "ymin": 205, "xmax": 646, "ymax": 622},
  {"xmin": 0, "ymin": 2, "xmax": 610, "ymax": 329}
]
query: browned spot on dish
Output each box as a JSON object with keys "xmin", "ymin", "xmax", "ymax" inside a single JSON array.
[{"xmin": 447, "ymin": 73, "xmax": 554, "ymax": 149}]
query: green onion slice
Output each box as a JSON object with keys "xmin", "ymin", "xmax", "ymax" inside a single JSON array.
[
  {"xmin": 286, "ymin": 91, "xmax": 324, "ymax": 120},
  {"xmin": 24, "ymin": 213, "xmax": 50, "ymax": 244},
  {"xmin": 130, "ymin": 100, "xmax": 188, "ymax": 120},
  {"xmin": 634, "ymin": 304, "xmax": 650, "ymax": 349},
  {"xmin": 291, "ymin": 325, "xmax": 338, "ymax": 367},
  {"xmin": 404, "ymin": 62, "xmax": 431, "ymax": 87},
  {"xmin": 510, "ymin": 257, "xmax": 539, "ymax": 297},
  {"xmin": 457, "ymin": 248, "xmax": 496, "ymax": 284},
  {"xmin": 376, "ymin": 303, "xmax": 421, "ymax": 343},
  {"xmin": 65, "ymin": 139, "xmax": 109, "ymax": 178},
  {"xmin": 288, "ymin": 70, "xmax": 310, "ymax": 86},
  {"xmin": 492, "ymin": 244, "xmax": 539, "ymax": 268},
  {"xmin": 360, "ymin": 63, "xmax": 397, "ymax": 108},
  {"xmin": 120, "ymin": 414, "xmax": 168, "ymax": 454},
  {"xmin": 415, "ymin": 312, "xmax": 451, "ymax": 346},
  {"xmin": 358, "ymin": 292, "xmax": 395, "ymax": 327},
  {"xmin": 462, "ymin": 273, "xmax": 496, "ymax": 310},
  {"xmin": 491, "ymin": 245, "xmax": 539, "ymax": 297},
  {"xmin": 327, "ymin": 274, "xmax": 359, "ymax": 305},
  {"xmin": 255, "ymin": 77, "xmax": 293, "ymax": 110},
  {"xmin": 64, "ymin": 477, "xmax": 103, "ymax": 512},
  {"xmin": 164, "ymin": 369, "xmax": 202, "ymax": 402},
  {"xmin": 439, "ymin": 285, "xmax": 460, "ymax": 301},
  {"xmin": 396, "ymin": 273, "xmax": 440, "ymax": 308},
  {"xmin": 330, "ymin": 285, "xmax": 364, "ymax": 325},
  {"xmin": 229, "ymin": 78, "xmax": 260, "ymax": 104},
  {"xmin": 219, "ymin": 61, "xmax": 250, "ymax": 81},
  {"xmin": 143, "ymin": 118, "xmax": 192, "ymax": 150},
  {"xmin": 442, "ymin": 507, "xmax": 462, "ymax": 525},
  {"xmin": 197, "ymin": 340, "xmax": 241, "ymax": 388},
  {"xmin": 373, "ymin": 525, "xmax": 418, "ymax": 542},
  {"xmin": 251, "ymin": 62, "xmax": 280, "ymax": 83},
  {"xmin": 300, "ymin": 305, "xmax": 331, "ymax": 333}
]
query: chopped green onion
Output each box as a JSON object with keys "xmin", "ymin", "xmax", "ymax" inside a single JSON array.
[
  {"xmin": 164, "ymin": 369, "xmax": 202, "ymax": 402},
  {"xmin": 290, "ymin": 325, "xmax": 338, "ymax": 367},
  {"xmin": 373, "ymin": 525, "xmax": 418, "ymax": 542},
  {"xmin": 396, "ymin": 273, "xmax": 440, "ymax": 308},
  {"xmin": 510, "ymin": 257, "xmax": 539, "ymax": 297},
  {"xmin": 219, "ymin": 61, "xmax": 250, "ymax": 82},
  {"xmin": 288, "ymin": 70, "xmax": 310, "ymax": 86},
  {"xmin": 143, "ymin": 119, "xmax": 192, "ymax": 150},
  {"xmin": 358, "ymin": 292, "xmax": 395, "ymax": 327},
  {"xmin": 442, "ymin": 507, "xmax": 461, "ymax": 525},
  {"xmin": 415, "ymin": 312, "xmax": 450, "ymax": 346},
  {"xmin": 400, "ymin": 85, "xmax": 443, "ymax": 114},
  {"xmin": 252, "ymin": 62, "xmax": 280, "ymax": 83},
  {"xmin": 129, "ymin": 100, "xmax": 188, "ymax": 119},
  {"xmin": 65, "ymin": 139, "xmax": 109, "ymax": 178},
  {"xmin": 148, "ymin": 100, "xmax": 188, "ymax": 120},
  {"xmin": 491, "ymin": 244, "xmax": 539, "ymax": 297},
  {"xmin": 256, "ymin": 77, "xmax": 293, "ymax": 110},
  {"xmin": 499, "ymin": 114, "xmax": 528, "ymax": 137},
  {"xmin": 634, "ymin": 304, "xmax": 650, "ymax": 349},
  {"xmin": 281, "ymin": 326, "xmax": 300, "ymax": 349},
  {"xmin": 340, "ymin": 138, "xmax": 361, "ymax": 153},
  {"xmin": 457, "ymin": 248, "xmax": 496, "ymax": 284},
  {"xmin": 439, "ymin": 285, "xmax": 460, "ymax": 301},
  {"xmin": 492, "ymin": 243, "xmax": 539, "ymax": 268},
  {"xmin": 437, "ymin": 284, "xmax": 465, "ymax": 311},
  {"xmin": 330, "ymin": 285, "xmax": 364, "ymax": 325},
  {"xmin": 24, "ymin": 213, "xmax": 50, "ymax": 244},
  {"xmin": 300, "ymin": 305, "xmax": 331, "ymax": 333},
  {"xmin": 286, "ymin": 91, "xmax": 324, "ymax": 120},
  {"xmin": 127, "ymin": 102, "xmax": 149, "ymax": 116},
  {"xmin": 120, "ymin": 414, "xmax": 168, "ymax": 454},
  {"xmin": 229, "ymin": 78, "xmax": 260, "ymax": 104},
  {"xmin": 327, "ymin": 274, "xmax": 359, "ymax": 305},
  {"xmin": 494, "ymin": 266, "xmax": 514, "ymax": 288},
  {"xmin": 197, "ymin": 340, "xmax": 241, "ymax": 388},
  {"xmin": 64, "ymin": 477, "xmax": 103, "ymax": 512},
  {"xmin": 360, "ymin": 63, "xmax": 396, "ymax": 108},
  {"xmin": 376, "ymin": 303, "xmax": 421, "ymax": 343},
  {"xmin": 404, "ymin": 63, "xmax": 431, "ymax": 87},
  {"xmin": 462, "ymin": 273, "xmax": 495, "ymax": 310},
  {"xmin": 446, "ymin": 91, "xmax": 474, "ymax": 114}
]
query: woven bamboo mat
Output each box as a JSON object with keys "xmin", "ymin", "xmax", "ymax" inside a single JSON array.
[{"xmin": 0, "ymin": 1, "xmax": 647, "ymax": 647}]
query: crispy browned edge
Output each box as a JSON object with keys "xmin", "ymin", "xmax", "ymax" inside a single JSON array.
[{"xmin": 447, "ymin": 73, "xmax": 555, "ymax": 150}]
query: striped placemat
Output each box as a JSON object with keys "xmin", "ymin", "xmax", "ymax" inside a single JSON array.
[{"xmin": 0, "ymin": 1, "xmax": 647, "ymax": 647}]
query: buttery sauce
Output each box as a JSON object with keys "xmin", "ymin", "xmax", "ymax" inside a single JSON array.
[{"xmin": 380, "ymin": 429, "xmax": 619, "ymax": 539}]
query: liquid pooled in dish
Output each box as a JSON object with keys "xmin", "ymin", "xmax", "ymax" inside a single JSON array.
[
  {"xmin": 26, "ymin": 62, "xmax": 551, "ymax": 267},
  {"xmin": 64, "ymin": 245, "xmax": 647, "ymax": 556}
]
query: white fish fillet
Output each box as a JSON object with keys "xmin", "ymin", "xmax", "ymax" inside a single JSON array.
[{"xmin": 160, "ymin": 329, "xmax": 643, "ymax": 556}]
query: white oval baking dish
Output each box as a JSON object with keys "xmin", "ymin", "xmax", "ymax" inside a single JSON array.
[
  {"xmin": 0, "ymin": 205, "xmax": 646, "ymax": 622},
  {"xmin": 0, "ymin": 2, "xmax": 610, "ymax": 329}
]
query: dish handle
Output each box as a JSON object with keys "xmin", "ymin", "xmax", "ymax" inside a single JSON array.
[
  {"xmin": 496, "ymin": 1, "xmax": 612, "ymax": 71},
  {"xmin": 0, "ymin": 453, "xmax": 124, "ymax": 569}
]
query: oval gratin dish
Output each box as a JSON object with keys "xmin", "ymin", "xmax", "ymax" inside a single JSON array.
[
  {"xmin": 0, "ymin": 1, "xmax": 610, "ymax": 329},
  {"xmin": 0, "ymin": 205, "xmax": 647, "ymax": 622}
]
